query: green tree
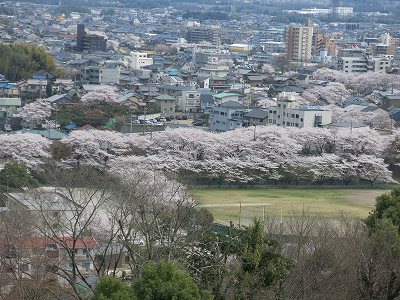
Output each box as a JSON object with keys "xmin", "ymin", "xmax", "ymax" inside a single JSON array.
[
  {"xmin": 187, "ymin": 229, "xmax": 240, "ymax": 299},
  {"xmin": 0, "ymin": 44, "xmax": 61, "ymax": 81},
  {"xmin": 237, "ymin": 219, "xmax": 292, "ymax": 299},
  {"xmin": 365, "ymin": 187, "xmax": 400, "ymax": 231},
  {"xmin": 92, "ymin": 277, "xmax": 135, "ymax": 300},
  {"xmin": 0, "ymin": 162, "xmax": 38, "ymax": 190},
  {"xmin": 132, "ymin": 261, "xmax": 201, "ymax": 300}
]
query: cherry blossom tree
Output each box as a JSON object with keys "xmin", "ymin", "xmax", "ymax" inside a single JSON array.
[
  {"xmin": 80, "ymin": 88, "xmax": 118, "ymax": 105},
  {"xmin": 0, "ymin": 133, "xmax": 51, "ymax": 168},
  {"xmin": 331, "ymin": 107, "xmax": 392, "ymax": 129},
  {"xmin": 19, "ymin": 99, "xmax": 52, "ymax": 129},
  {"xmin": 302, "ymin": 82, "xmax": 350, "ymax": 106},
  {"xmin": 61, "ymin": 126, "xmax": 394, "ymax": 184},
  {"xmin": 313, "ymin": 68, "xmax": 400, "ymax": 96},
  {"xmin": 313, "ymin": 68, "xmax": 352, "ymax": 83}
]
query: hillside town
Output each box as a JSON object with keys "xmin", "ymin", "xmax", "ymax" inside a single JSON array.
[{"xmin": 2, "ymin": 0, "xmax": 400, "ymax": 299}]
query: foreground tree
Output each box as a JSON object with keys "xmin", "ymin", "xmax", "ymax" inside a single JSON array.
[
  {"xmin": 92, "ymin": 276, "xmax": 134, "ymax": 300},
  {"xmin": 365, "ymin": 187, "xmax": 400, "ymax": 231},
  {"xmin": 236, "ymin": 220, "xmax": 292, "ymax": 299},
  {"xmin": 132, "ymin": 261, "xmax": 201, "ymax": 300}
]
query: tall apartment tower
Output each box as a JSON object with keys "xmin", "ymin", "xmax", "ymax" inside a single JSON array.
[{"xmin": 285, "ymin": 20, "xmax": 314, "ymax": 62}]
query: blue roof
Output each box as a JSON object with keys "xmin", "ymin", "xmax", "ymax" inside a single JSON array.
[
  {"xmin": 32, "ymin": 74, "xmax": 47, "ymax": 80},
  {"xmin": 168, "ymin": 70, "xmax": 180, "ymax": 76},
  {"xmin": 64, "ymin": 123, "xmax": 77, "ymax": 130},
  {"xmin": 0, "ymin": 83, "xmax": 16, "ymax": 89}
]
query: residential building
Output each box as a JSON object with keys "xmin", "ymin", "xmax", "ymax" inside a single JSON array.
[
  {"xmin": 267, "ymin": 92, "xmax": 332, "ymax": 128},
  {"xmin": 0, "ymin": 235, "xmax": 98, "ymax": 288},
  {"xmin": 198, "ymin": 63, "xmax": 229, "ymax": 78},
  {"xmin": 19, "ymin": 79, "xmax": 48, "ymax": 98},
  {"xmin": 178, "ymin": 90, "xmax": 201, "ymax": 113},
  {"xmin": 370, "ymin": 33, "xmax": 396, "ymax": 57},
  {"xmin": 80, "ymin": 65, "xmax": 121, "ymax": 84},
  {"xmin": 285, "ymin": 20, "xmax": 314, "ymax": 62},
  {"xmin": 0, "ymin": 98, "xmax": 21, "ymax": 118},
  {"xmin": 382, "ymin": 94, "xmax": 400, "ymax": 109},
  {"xmin": 186, "ymin": 28, "xmax": 220, "ymax": 46},
  {"xmin": 0, "ymin": 83, "xmax": 19, "ymax": 98},
  {"xmin": 337, "ymin": 55, "xmax": 391, "ymax": 73},
  {"xmin": 313, "ymin": 33, "xmax": 337, "ymax": 56},
  {"xmin": 127, "ymin": 52, "xmax": 153, "ymax": 70},
  {"xmin": 76, "ymin": 24, "xmax": 107, "ymax": 52},
  {"xmin": 213, "ymin": 92, "xmax": 244, "ymax": 106},
  {"xmin": 154, "ymin": 94, "xmax": 176, "ymax": 115},
  {"xmin": 243, "ymin": 108, "xmax": 269, "ymax": 126},
  {"xmin": 209, "ymin": 101, "xmax": 249, "ymax": 132}
]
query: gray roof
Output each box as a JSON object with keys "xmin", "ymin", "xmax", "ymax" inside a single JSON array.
[
  {"xmin": 220, "ymin": 101, "xmax": 246, "ymax": 108},
  {"xmin": 244, "ymin": 108, "xmax": 268, "ymax": 119}
]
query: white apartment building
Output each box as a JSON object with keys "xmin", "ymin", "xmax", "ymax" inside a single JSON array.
[
  {"xmin": 80, "ymin": 65, "xmax": 121, "ymax": 84},
  {"xmin": 337, "ymin": 55, "xmax": 391, "ymax": 73},
  {"xmin": 198, "ymin": 63, "xmax": 229, "ymax": 78},
  {"xmin": 178, "ymin": 90, "xmax": 201, "ymax": 113},
  {"xmin": 128, "ymin": 52, "xmax": 153, "ymax": 69},
  {"xmin": 268, "ymin": 93, "xmax": 332, "ymax": 128}
]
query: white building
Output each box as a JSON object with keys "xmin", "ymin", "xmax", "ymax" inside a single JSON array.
[
  {"xmin": 268, "ymin": 92, "xmax": 332, "ymax": 128},
  {"xmin": 128, "ymin": 52, "xmax": 153, "ymax": 69},
  {"xmin": 178, "ymin": 90, "xmax": 201, "ymax": 113},
  {"xmin": 331, "ymin": 7, "xmax": 353, "ymax": 16},
  {"xmin": 198, "ymin": 63, "xmax": 229, "ymax": 78},
  {"xmin": 338, "ymin": 55, "xmax": 391, "ymax": 73},
  {"xmin": 80, "ymin": 65, "xmax": 121, "ymax": 84}
]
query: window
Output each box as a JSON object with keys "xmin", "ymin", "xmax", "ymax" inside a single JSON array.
[
  {"xmin": 296, "ymin": 114, "xmax": 299, "ymax": 118},
  {"xmin": 189, "ymin": 94, "xmax": 194, "ymax": 98},
  {"xmin": 300, "ymin": 118, "xmax": 303, "ymax": 122},
  {"xmin": 82, "ymin": 262, "xmax": 91, "ymax": 270}
]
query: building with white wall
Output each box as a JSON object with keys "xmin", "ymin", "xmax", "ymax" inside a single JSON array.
[
  {"xmin": 268, "ymin": 92, "xmax": 332, "ymax": 128},
  {"xmin": 128, "ymin": 52, "xmax": 153, "ymax": 69},
  {"xmin": 178, "ymin": 90, "xmax": 201, "ymax": 113}
]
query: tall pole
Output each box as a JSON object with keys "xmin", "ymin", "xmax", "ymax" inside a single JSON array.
[
  {"xmin": 239, "ymin": 201, "xmax": 242, "ymax": 228},
  {"xmin": 262, "ymin": 205, "xmax": 265, "ymax": 222},
  {"xmin": 130, "ymin": 114, "xmax": 133, "ymax": 133}
]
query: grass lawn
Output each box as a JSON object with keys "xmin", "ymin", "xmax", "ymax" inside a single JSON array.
[{"xmin": 191, "ymin": 187, "xmax": 392, "ymax": 223}]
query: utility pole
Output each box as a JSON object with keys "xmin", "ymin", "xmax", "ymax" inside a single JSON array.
[
  {"xmin": 239, "ymin": 201, "xmax": 242, "ymax": 228},
  {"xmin": 262, "ymin": 205, "xmax": 266, "ymax": 222}
]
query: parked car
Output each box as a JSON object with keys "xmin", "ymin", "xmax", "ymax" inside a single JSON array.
[
  {"xmin": 159, "ymin": 117, "xmax": 167, "ymax": 122},
  {"xmin": 192, "ymin": 119, "xmax": 206, "ymax": 126},
  {"xmin": 181, "ymin": 115, "xmax": 188, "ymax": 120},
  {"xmin": 165, "ymin": 117, "xmax": 172, "ymax": 121}
]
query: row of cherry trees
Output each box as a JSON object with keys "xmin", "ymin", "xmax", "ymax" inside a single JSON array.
[
  {"xmin": 62, "ymin": 126, "xmax": 395, "ymax": 185},
  {"xmin": 0, "ymin": 126, "xmax": 396, "ymax": 184},
  {"xmin": 313, "ymin": 68, "xmax": 400, "ymax": 96}
]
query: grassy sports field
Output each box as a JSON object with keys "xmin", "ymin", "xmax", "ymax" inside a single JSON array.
[{"xmin": 191, "ymin": 187, "xmax": 393, "ymax": 223}]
